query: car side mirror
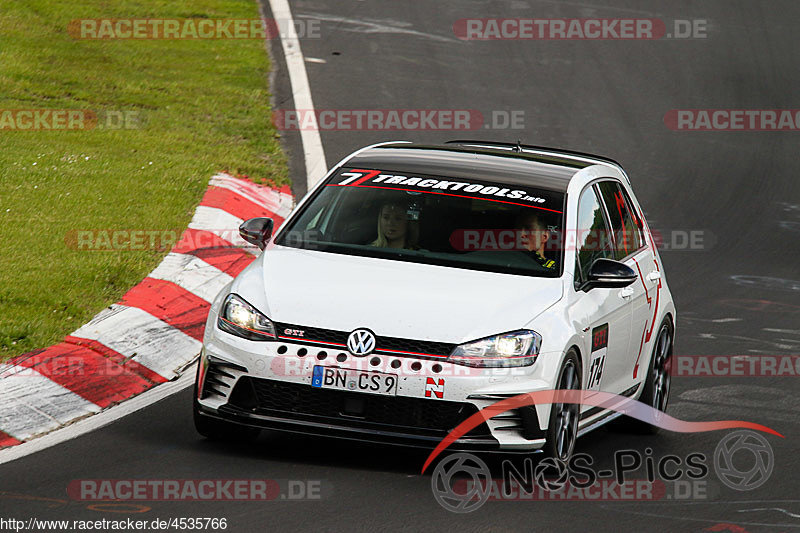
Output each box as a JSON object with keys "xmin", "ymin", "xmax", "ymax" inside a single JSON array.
[
  {"xmin": 582, "ymin": 258, "xmax": 637, "ymax": 291},
  {"xmin": 239, "ymin": 217, "xmax": 274, "ymax": 250}
]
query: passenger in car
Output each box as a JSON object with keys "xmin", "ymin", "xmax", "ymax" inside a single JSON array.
[
  {"xmin": 517, "ymin": 209, "xmax": 556, "ymax": 270},
  {"xmin": 370, "ymin": 200, "xmax": 420, "ymax": 250}
]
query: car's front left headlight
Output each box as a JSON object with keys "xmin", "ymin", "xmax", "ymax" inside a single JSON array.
[
  {"xmin": 449, "ymin": 330, "xmax": 541, "ymax": 367},
  {"xmin": 217, "ymin": 294, "xmax": 276, "ymax": 341}
]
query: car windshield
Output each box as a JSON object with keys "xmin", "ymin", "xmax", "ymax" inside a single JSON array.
[{"xmin": 275, "ymin": 168, "xmax": 566, "ymax": 277}]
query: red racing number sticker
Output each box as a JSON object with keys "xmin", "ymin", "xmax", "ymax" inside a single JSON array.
[{"xmin": 588, "ymin": 324, "xmax": 609, "ymax": 391}]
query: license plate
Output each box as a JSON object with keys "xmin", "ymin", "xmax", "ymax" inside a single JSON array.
[{"xmin": 311, "ymin": 366, "xmax": 398, "ymax": 396}]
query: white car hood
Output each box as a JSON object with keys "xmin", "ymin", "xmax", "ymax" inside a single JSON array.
[{"xmin": 258, "ymin": 247, "xmax": 563, "ymax": 344}]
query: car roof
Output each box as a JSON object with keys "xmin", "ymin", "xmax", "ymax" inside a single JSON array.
[{"xmin": 343, "ymin": 141, "xmax": 623, "ymax": 192}]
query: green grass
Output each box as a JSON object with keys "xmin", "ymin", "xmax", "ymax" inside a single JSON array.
[{"xmin": 0, "ymin": 0, "xmax": 288, "ymax": 360}]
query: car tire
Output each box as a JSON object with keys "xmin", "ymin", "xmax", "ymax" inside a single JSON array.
[
  {"xmin": 543, "ymin": 349, "xmax": 582, "ymax": 461},
  {"xmin": 615, "ymin": 318, "xmax": 673, "ymax": 434},
  {"xmin": 193, "ymin": 366, "xmax": 260, "ymax": 441}
]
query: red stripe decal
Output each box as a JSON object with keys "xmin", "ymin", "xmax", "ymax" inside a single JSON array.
[
  {"xmin": 632, "ymin": 326, "xmax": 646, "ymax": 379},
  {"xmin": 644, "ymin": 229, "xmax": 662, "ymax": 343},
  {"xmin": 347, "ymin": 169, "xmax": 382, "ymax": 186},
  {"xmin": 63, "ymin": 336, "xmax": 168, "ymax": 385},
  {"xmin": 278, "ymin": 336, "xmax": 347, "ymax": 347},
  {"xmin": 326, "ymin": 184, "xmax": 563, "ymax": 214},
  {"xmin": 121, "ymin": 278, "xmax": 210, "ymax": 341},
  {"xmin": 614, "ymin": 191, "xmax": 629, "ymax": 256},
  {"xmin": 14, "ymin": 342, "xmax": 154, "ymax": 408},
  {"xmin": 631, "ymin": 257, "xmax": 650, "ymax": 378},
  {"xmin": 379, "ymin": 348, "xmax": 448, "ymax": 358}
]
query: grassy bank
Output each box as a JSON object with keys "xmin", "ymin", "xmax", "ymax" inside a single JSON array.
[{"xmin": 0, "ymin": 0, "xmax": 287, "ymax": 360}]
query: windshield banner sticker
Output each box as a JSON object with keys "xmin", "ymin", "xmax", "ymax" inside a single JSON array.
[{"xmin": 330, "ymin": 168, "xmax": 561, "ymax": 212}]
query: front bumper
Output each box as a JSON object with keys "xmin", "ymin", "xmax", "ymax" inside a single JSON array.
[
  {"xmin": 197, "ymin": 324, "xmax": 558, "ymax": 451},
  {"xmin": 196, "ymin": 399, "xmax": 502, "ymax": 451}
]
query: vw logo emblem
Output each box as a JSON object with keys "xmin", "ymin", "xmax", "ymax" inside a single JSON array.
[{"xmin": 347, "ymin": 329, "xmax": 376, "ymax": 357}]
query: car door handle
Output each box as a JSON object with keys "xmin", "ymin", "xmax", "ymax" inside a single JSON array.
[
  {"xmin": 647, "ymin": 271, "xmax": 662, "ymax": 282},
  {"xmin": 619, "ymin": 287, "xmax": 634, "ymax": 299}
]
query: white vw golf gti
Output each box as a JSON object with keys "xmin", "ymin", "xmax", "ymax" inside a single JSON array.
[{"xmin": 193, "ymin": 140, "xmax": 675, "ymax": 461}]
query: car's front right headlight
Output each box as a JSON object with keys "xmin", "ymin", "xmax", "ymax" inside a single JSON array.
[
  {"xmin": 217, "ymin": 294, "xmax": 276, "ymax": 341},
  {"xmin": 449, "ymin": 330, "xmax": 541, "ymax": 367}
]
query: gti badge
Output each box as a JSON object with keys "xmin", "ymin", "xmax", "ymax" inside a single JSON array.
[{"xmin": 347, "ymin": 329, "xmax": 376, "ymax": 357}]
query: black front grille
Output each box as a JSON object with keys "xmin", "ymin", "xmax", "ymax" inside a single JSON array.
[
  {"xmin": 228, "ymin": 377, "xmax": 490, "ymax": 438},
  {"xmin": 378, "ymin": 336, "xmax": 454, "ymax": 357},
  {"xmin": 273, "ymin": 322, "xmax": 456, "ymax": 358}
]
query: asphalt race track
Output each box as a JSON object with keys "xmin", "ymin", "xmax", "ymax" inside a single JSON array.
[{"xmin": 2, "ymin": 1, "xmax": 800, "ymax": 531}]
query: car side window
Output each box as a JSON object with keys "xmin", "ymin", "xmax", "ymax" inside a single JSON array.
[
  {"xmin": 597, "ymin": 181, "xmax": 643, "ymax": 260},
  {"xmin": 576, "ymin": 186, "xmax": 614, "ymax": 283}
]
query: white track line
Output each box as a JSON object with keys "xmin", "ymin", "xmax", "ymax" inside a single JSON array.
[
  {"xmin": 267, "ymin": 0, "xmax": 328, "ymax": 191},
  {"xmin": 0, "ymin": 370, "xmax": 194, "ymax": 466}
]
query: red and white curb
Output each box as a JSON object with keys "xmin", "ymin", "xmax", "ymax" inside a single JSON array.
[{"xmin": 0, "ymin": 174, "xmax": 292, "ymax": 450}]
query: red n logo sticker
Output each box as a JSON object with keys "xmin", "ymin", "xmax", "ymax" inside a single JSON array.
[{"xmin": 425, "ymin": 377, "xmax": 445, "ymax": 398}]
